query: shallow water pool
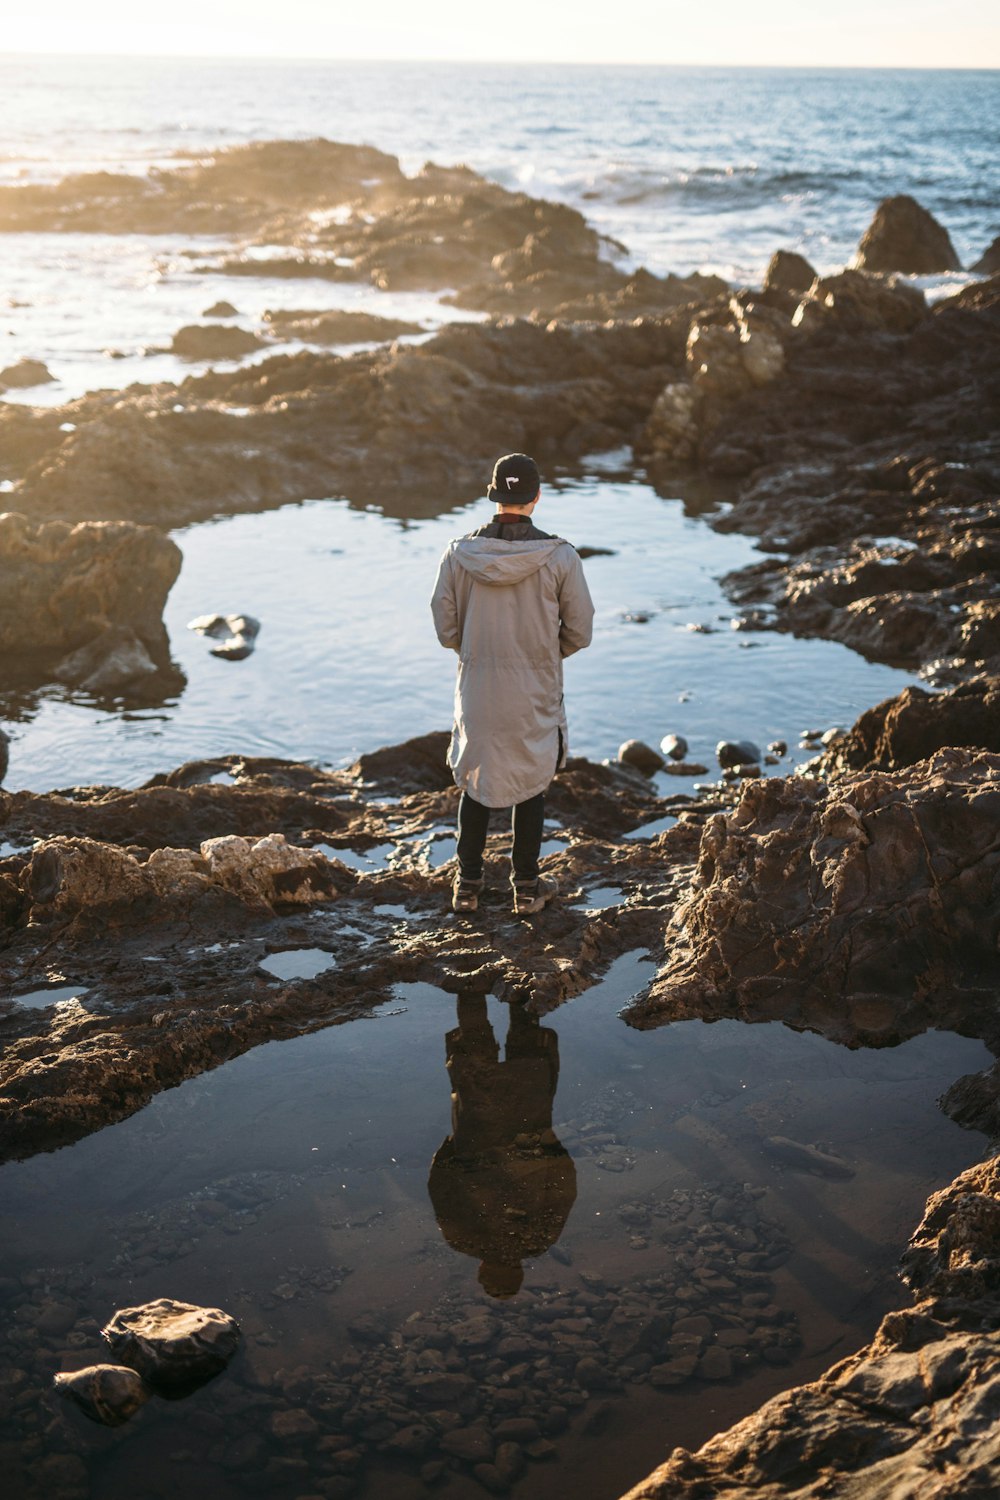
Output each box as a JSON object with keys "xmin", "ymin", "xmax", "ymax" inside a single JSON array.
[
  {"xmin": 0, "ymin": 954, "xmax": 989, "ymax": 1500},
  {"xmin": 0, "ymin": 479, "xmax": 920, "ymax": 794}
]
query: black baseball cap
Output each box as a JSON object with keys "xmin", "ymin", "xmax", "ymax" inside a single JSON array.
[{"xmin": 487, "ymin": 453, "xmax": 540, "ymax": 506}]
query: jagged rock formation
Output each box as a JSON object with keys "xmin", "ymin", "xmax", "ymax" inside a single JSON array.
[
  {"xmin": 808, "ymin": 677, "xmax": 1000, "ymax": 776},
  {"xmin": 627, "ymin": 748, "xmax": 1000, "ymax": 1038}
]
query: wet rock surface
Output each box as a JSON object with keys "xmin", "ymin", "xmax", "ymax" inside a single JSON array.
[
  {"xmin": 0, "ymin": 736, "xmax": 709, "ymax": 1162},
  {"xmin": 102, "ymin": 1298, "xmax": 241, "ymax": 1392},
  {"xmin": 1, "ymin": 315, "xmax": 692, "ymax": 525},
  {"xmin": 0, "ymin": 512, "xmax": 182, "ymax": 691},
  {"xmin": 621, "ymin": 1152, "xmax": 1000, "ymax": 1500},
  {"xmin": 642, "ymin": 275, "xmax": 1000, "ymax": 682},
  {"xmin": 52, "ymin": 1363, "xmax": 151, "ymax": 1426},
  {"xmin": 628, "ymin": 747, "xmax": 1000, "ymax": 1034},
  {"xmin": 806, "ymin": 677, "xmax": 1000, "ymax": 777}
]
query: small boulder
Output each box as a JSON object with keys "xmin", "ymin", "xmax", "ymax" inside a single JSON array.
[
  {"xmin": 971, "ymin": 235, "xmax": 1000, "ymax": 276},
  {"xmin": 188, "ymin": 612, "xmax": 260, "ymax": 660},
  {"xmin": 53, "ymin": 1364, "xmax": 151, "ymax": 1426},
  {"xmin": 170, "ymin": 324, "xmax": 265, "ymax": 359},
  {"xmin": 0, "ymin": 357, "xmax": 54, "ymax": 390},
  {"xmin": 660, "ymin": 733, "xmax": 688, "ymax": 761},
  {"xmin": 618, "ymin": 739, "xmax": 666, "ymax": 775},
  {"xmin": 102, "ymin": 1298, "xmax": 241, "ymax": 1394},
  {"xmin": 716, "ymin": 739, "xmax": 761, "ymax": 769},
  {"xmin": 763, "ymin": 249, "xmax": 816, "ymax": 297},
  {"xmin": 854, "ymin": 195, "xmax": 961, "ymax": 275},
  {"xmin": 202, "ymin": 300, "xmax": 239, "ymax": 317},
  {"xmin": 0, "ymin": 727, "xmax": 8, "ymax": 784}
]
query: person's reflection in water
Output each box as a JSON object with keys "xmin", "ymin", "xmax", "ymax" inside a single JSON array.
[{"xmin": 428, "ymin": 992, "xmax": 576, "ymax": 1299}]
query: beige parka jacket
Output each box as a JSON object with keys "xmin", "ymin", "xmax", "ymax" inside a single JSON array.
[{"xmin": 431, "ymin": 527, "xmax": 594, "ymax": 808}]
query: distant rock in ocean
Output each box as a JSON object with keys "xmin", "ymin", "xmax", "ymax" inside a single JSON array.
[{"xmin": 853, "ymin": 194, "xmax": 961, "ymax": 275}]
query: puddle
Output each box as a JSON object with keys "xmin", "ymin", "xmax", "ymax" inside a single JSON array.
[
  {"xmin": 312, "ymin": 841, "xmax": 397, "ymax": 872},
  {"xmin": 572, "ymin": 886, "xmax": 626, "ymax": 911},
  {"xmin": 0, "ymin": 954, "xmax": 988, "ymax": 1500},
  {"xmin": 8, "ymin": 982, "xmax": 89, "ymax": 1010},
  {"xmin": 372, "ymin": 903, "xmax": 415, "ymax": 920},
  {"xmin": 258, "ymin": 948, "xmax": 336, "ymax": 982},
  {"xmin": 0, "ymin": 840, "xmax": 30, "ymax": 858},
  {"xmin": 423, "ymin": 834, "xmax": 457, "ymax": 869},
  {"xmin": 624, "ymin": 815, "xmax": 679, "ymax": 840}
]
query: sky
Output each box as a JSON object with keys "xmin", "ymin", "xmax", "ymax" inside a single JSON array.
[{"xmin": 4, "ymin": 0, "xmax": 999, "ymax": 68}]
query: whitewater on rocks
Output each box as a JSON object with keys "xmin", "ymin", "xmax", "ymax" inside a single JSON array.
[{"xmin": 1, "ymin": 102, "xmax": 999, "ymax": 1500}]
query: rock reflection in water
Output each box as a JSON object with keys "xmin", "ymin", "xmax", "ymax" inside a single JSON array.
[{"xmin": 428, "ymin": 995, "xmax": 576, "ymax": 1298}]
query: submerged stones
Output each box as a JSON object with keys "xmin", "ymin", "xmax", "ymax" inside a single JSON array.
[
  {"xmin": 102, "ymin": 1297, "xmax": 241, "ymax": 1393},
  {"xmin": 53, "ymin": 1363, "xmax": 151, "ymax": 1426},
  {"xmin": 624, "ymin": 1155, "xmax": 1000, "ymax": 1500}
]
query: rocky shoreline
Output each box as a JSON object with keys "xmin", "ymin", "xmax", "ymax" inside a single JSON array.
[{"xmin": 2, "ymin": 139, "xmax": 999, "ymax": 1498}]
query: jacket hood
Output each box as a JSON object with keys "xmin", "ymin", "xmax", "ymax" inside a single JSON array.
[{"xmin": 451, "ymin": 537, "xmax": 565, "ymax": 586}]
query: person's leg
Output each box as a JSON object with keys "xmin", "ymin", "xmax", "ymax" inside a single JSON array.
[
  {"xmin": 456, "ymin": 792, "xmax": 491, "ymax": 881},
  {"xmin": 510, "ymin": 792, "xmax": 545, "ymax": 883}
]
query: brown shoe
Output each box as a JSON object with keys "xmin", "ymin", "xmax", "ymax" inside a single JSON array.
[
  {"xmin": 511, "ymin": 875, "xmax": 558, "ymax": 915},
  {"xmin": 452, "ymin": 874, "xmax": 484, "ymax": 913}
]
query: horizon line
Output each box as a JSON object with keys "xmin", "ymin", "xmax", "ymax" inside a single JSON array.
[{"xmin": 2, "ymin": 51, "xmax": 999, "ymax": 71}]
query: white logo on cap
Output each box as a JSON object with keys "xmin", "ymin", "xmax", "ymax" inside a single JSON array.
[{"xmin": 505, "ymin": 476, "xmax": 519, "ymax": 488}]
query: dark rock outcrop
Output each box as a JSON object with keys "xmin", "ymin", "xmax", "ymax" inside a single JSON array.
[
  {"xmin": 2, "ymin": 315, "xmax": 692, "ymax": 525},
  {"xmin": 0, "ymin": 357, "xmax": 54, "ymax": 391},
  {"xmin": 0, "ymin": 512, "xmax": 181, "ymax": 690},
  {"xmin": 809, "ymin": 678, "xmax": 1000, "ymax": 777},
  {"xmin": 854, "ymin": 194, "xmax": 962, "ymax": 275},
  {"xmin": 972, "ymin": 234, "xmax": 1000, "ymax": 276},
  {"xmin": 0, "ymin": 738, "xmax": 705, "ymax": 1162},
  {"xmin": 628, "ymin": 749, "xmax": 1000, "ymax": 1036},
  {"xmin": 620, "ymin": 1153, "xmax": 1000, "ymax": 1500},
  {"xmin": 763, "ymin": 249, "xmax": 816, "ymax": 298},
  {"xmin": 263, "ymin": 307, "xmax": 423, "ymax": 343},
  {"xmin": 169, "ymin": 323, "xmax": 266, "ymax": 359}
]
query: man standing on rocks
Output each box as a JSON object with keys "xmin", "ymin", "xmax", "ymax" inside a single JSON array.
[{"xmin": 431, "ymin": 454, "xmax": 594, "ymax": 914}]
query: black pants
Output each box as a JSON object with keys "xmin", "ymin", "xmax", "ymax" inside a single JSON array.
[{"xmin": 457, "ymin": 791, "xmax": 545, "ymax": 883}]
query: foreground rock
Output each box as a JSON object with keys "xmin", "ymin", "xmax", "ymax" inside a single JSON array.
[
  {"xmin": 103, "ymin": 1298, "xmax": 241, "ymax": 1393},
  {"xmin": 628, "ymin": 748, "xmax": 1000, "ymax": 1036},
  {"xmin": 53, "ymin": 1363, "xmax": 151, "ymax": 1426},
  {"xmin": 620, "ymin": 1152, "xmax": 1000, "ymax": 1500},
  {"xmin": 0, "ymin": 512, "xmax": 181, "ymax": 691}
]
